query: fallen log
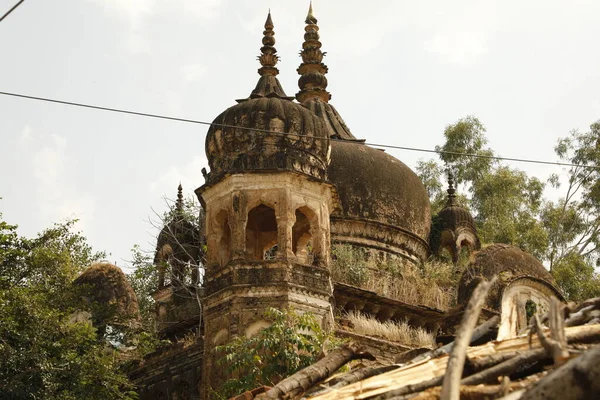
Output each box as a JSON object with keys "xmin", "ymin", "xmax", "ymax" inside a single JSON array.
[
  {"xmin": 408, "ymin": 315, "xmax": 500, "ymax": 365},
  {"xmin": 406, "ymin": 373, "xmax": 545, "ymax": 400},
  {"xmin": 306, "ymin": 325, "xmax": 600, "ymax": 400},
  {"xmin": 304, "ymin": 365, "xmax": 398, "ymax": 398},
  {"xmin": 461, "ymin": 348, "xmax": 547, "ymax": 386},
  {"xmin": 522, "ymin": 344, "xmax": 600, "ymax": 399},
  {"xmin": 464, "ymin": 351, "xmax": 520, "ymax": 373},
  {"xmin": 369, "ymin": 376, "xmax": 444, "ymax": 400},
  {"xmin": 256, "ymin": 343, "xmax": 375, "ymax": 400},
  {"xmin": 440, "ymin": 276, "xmax": 497, "ymax": 400},
  {"xmin": 534, "ymin": 297, "xmax": 569, "ymax": 366}
]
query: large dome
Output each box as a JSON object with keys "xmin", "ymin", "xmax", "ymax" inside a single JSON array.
[{"xmin": 328, "ymin": 140, "xmax": 431, "ymax": 262}]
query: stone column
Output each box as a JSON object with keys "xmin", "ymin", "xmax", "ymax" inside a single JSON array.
[
  {"xmin": 205, "ymin": 209, "xmax": 219, "ymax": 269},
  {"xmin": 230, "ymin": 191, "xmax": 247, "ymax": 260},
  {"xmin": 276, "ymin": 191, "xmax": 294, "ymax": 259}
]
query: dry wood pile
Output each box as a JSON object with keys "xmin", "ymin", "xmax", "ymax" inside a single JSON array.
[{"xmin": 247, "ymin": 279, "xmax": 600, "ymax": 400}]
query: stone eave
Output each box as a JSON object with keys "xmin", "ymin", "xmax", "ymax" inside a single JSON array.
[{"xmin": 333, "ymin": 282, "xmax": 445, "ymax": 328}]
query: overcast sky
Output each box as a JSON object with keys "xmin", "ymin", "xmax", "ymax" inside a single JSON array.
[{"xmin": 1, "ymin": 0, "xmax": 599, "ymax": 269}]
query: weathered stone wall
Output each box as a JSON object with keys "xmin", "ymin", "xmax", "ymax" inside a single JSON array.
[{"xmin": 129, "ymin": 340, "xmax": 203, "ymax": 400}]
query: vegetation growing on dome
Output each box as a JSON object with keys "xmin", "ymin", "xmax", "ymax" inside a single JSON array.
[{"xmin": 330, "ymin": 244, "xmax": 458, "ymax": 310}]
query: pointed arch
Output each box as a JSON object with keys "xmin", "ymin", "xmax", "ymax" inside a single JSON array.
[{"xmin": 246, "ymin": 204, "xmax": 278, "ymax": 260}]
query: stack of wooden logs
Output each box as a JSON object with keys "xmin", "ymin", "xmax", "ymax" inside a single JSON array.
[{"xmin": 252, "ymin": 278, "xmax": 600, "ymax": 400}]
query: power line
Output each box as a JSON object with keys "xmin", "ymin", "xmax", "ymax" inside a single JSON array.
[
  {"xmin": 0, "ymin": 90, "xmax": 595, "ymax": 170},
  {"xmin": 0, "ymin": 0, "xmax": 26, "ymax": 23}
]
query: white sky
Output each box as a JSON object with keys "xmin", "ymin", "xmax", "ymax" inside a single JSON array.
[{"xmin": 1, "ymin": 0, "xmax": 599, "ymax": 269}]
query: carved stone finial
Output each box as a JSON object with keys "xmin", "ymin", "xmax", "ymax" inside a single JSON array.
[
  {"xmin": 296, "ymin": 2, "xmax": 331, "ymax": 103},
  {"xmin": 446, "ymin": 169, "xmax": 457, "ymax": 206},
  {"xmin": 258, "ymin": 11, "xmax": 279, "ymax": 77},
  {"xmin": 246, "ymin": 11, "xmax": 293, "ymax": 100},
  {"xmin": 176, "ymin": 183, "xmax": 184, "ymax": 212}
]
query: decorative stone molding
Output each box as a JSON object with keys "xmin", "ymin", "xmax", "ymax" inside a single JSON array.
[{"xmin": 331, "ymin": 217, "xmax": 429, "ymax": 263}]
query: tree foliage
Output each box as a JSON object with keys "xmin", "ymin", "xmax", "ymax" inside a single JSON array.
[
  {"xmin": 214, "ymin": 308, "xmax": 341, "ymax": 399},
  {"xmin": 435, "ymin": 115, "xmax": 496, "ymax": 185},
  {"xmin": 417, "ymin": 116, "xmax": 600, "ymax": 301},
  {"xmin": 0, "ymin": 214, "xmax": 137, "ymax": 399},
  {"xmin": 546, "ymin": 121, "xmax": 600, "ymax": 269}
]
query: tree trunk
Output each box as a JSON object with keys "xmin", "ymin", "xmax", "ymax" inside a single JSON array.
[{"xmin": 256, "ymin": 343, "xmax": 374, "ymax": 400}]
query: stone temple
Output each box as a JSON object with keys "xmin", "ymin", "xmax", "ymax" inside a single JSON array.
[{"xmin": 123, "ymin": 6, "xmax": 563, "ymax": 399}]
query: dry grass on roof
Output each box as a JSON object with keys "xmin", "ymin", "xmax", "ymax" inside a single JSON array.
[
  {"xmin": 330, "ymin": 245, "xmax": 457, "ymax": 310},
  {"xmin": 343, "ymin": 311, "xmax": 436, "ymax": 348}
]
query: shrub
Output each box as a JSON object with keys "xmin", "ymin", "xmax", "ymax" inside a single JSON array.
[{"xmin": 214, "ymin": 308, "xmax": 341, "ymax": 398}]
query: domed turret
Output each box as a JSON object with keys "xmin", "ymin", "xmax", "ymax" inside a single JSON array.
[
  {"xmin": 204, "ymin": 12, "xmax": 330, "ymax": 186},
  {"xmin": 197, "ymin": 12, "xmax": 339, "ymax": 394},
  {"xmin": 431, "ymin": 172, "xmax": 480, "ymax": 264},
  {"xmin": 457, "ymin": 244, "xmax": 563, "ymax": 339},
  {"xmin": 73, "ymin": 263, "xmax": 140, "ymax": 331}
]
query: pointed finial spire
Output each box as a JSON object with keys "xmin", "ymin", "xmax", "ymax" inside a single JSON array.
[
  {"xmin": 446, "ymin": 169, "xmax": 457, "ymax": 206},
  {"xmin": 306, "ymin": 1, "xmax": 317, "ymax": 24},
  {"xmin": 258, "ymin": 10, "xmax": 279, "ymax": 77},
  {"xmin": 244, "ymin": 11, "xmax": 293, "ymax": 101},
  {"xmin": 296, "ymin": 2, "xmax": 331, "ymax": 103},
  {"xmin": 176, "ymin": 183, "xmax": 184, "ymax": 213}
]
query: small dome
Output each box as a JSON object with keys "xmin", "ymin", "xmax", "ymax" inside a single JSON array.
[
  {"xmin": 205, "ymin": 97, "xmax": 330, "ymax": 184},
  {"xmin": 457, "ymin": 244, "xmax": 562, "ymax": 309},
  {"xmin": 431, "ymin": 174, "xmax": 480, "ymax": 263},
  {"xmin": 438, "ymin": 205, "xmax": 477, "ymax": 232},
  {"xmin": 73, "ymin": 263, "xmax": 140, "ymax": 326},
  {"xmin": 328, "ymin": 140, "xmax": 432, "ymax": 244}
]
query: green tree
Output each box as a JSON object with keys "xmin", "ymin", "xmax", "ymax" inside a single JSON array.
[
  {"xmin": 215, "ymin": 308, "xmax": 340, "ymax": 399},
  {"xmin": 0, "ymin": 214, "xmax": 137, "ymax": 399},
  {"xmin": 127, "ymin": 244, "xmax": 157, "ymax": 328},
  {"xmin": 418, "ymin": 116, "xmax": 548, "ymax": 257},
  {"xmin": 551, "ymin": 252, "xmax": 600, "ymax": 302},
  {"xmin": 471, "ymin": 166, "xmax": 548, "ymax": 258},
  {"xmin": 435, "ymin": 115, "xmax": 496, "ymax": 185},
  {"xmin": 545, "ymin": 121, "xmax": 600, "ymax": 270},
  {"xmin": 415, "ymin": 159, "xmax": 446, "ymax": 212}
]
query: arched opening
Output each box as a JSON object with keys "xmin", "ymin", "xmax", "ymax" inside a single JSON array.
[
  {"xmin": 246, "ymin": 204, "xmax": 278, "ymax": 260},
  {"xmin": 525, "ymin": 299, "xmax": 537, "ymax": 321},
  {"xmin": 292, "ymin": 207, "xmax": 314, "ymax": 264},
  {"xmin": 215, "ymin": 210, "xmax": 231, "ymax": 267},
  {"xmin": 157, "ymin": 243, "xmax": 173, "ymax": 288}
]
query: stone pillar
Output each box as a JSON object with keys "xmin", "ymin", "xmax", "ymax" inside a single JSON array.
[
  {"xmin": 276, "ymin": 192, "xmax": 295, "ymax": 259},
  {"xmin": 230, "ymin": 191, "xmax": 247, "ymax": 260}
]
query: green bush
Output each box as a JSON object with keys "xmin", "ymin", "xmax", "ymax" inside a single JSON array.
[{"xmin": 214, "ymin": 308, "xmax": 341, "ymax": 398}]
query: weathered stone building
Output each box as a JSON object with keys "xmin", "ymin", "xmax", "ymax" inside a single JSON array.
[{"xmin": 124, "ymin": 6, "xmax": 563, "ymax": 399}]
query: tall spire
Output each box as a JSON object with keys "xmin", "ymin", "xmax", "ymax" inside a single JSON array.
[
  {"xmin": 246, "ymin": 11, "xmax": 293, "ymax": 101},
  {"xmin": 445, "ymin": 170, "xmax": 457, "ymax": 207},
  {"xmin": 258, "ymin": 11, "xmax": 279, "ymax": 77},
  {"xmin": 296, "ymin": 2, "xmax": 331, "ymax": 103},
  {"xmin": 176, "ymin": 183, "xmax": 184, "ymax": 213}
]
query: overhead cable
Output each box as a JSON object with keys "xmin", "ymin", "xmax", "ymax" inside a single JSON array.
[
  {"xmin": 0, "ymin": 90, "xmax": 596, "ymax": 170},
  {"xmin": 0, "ymin": 0, "xmax": 26, "ymax": 23}
]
